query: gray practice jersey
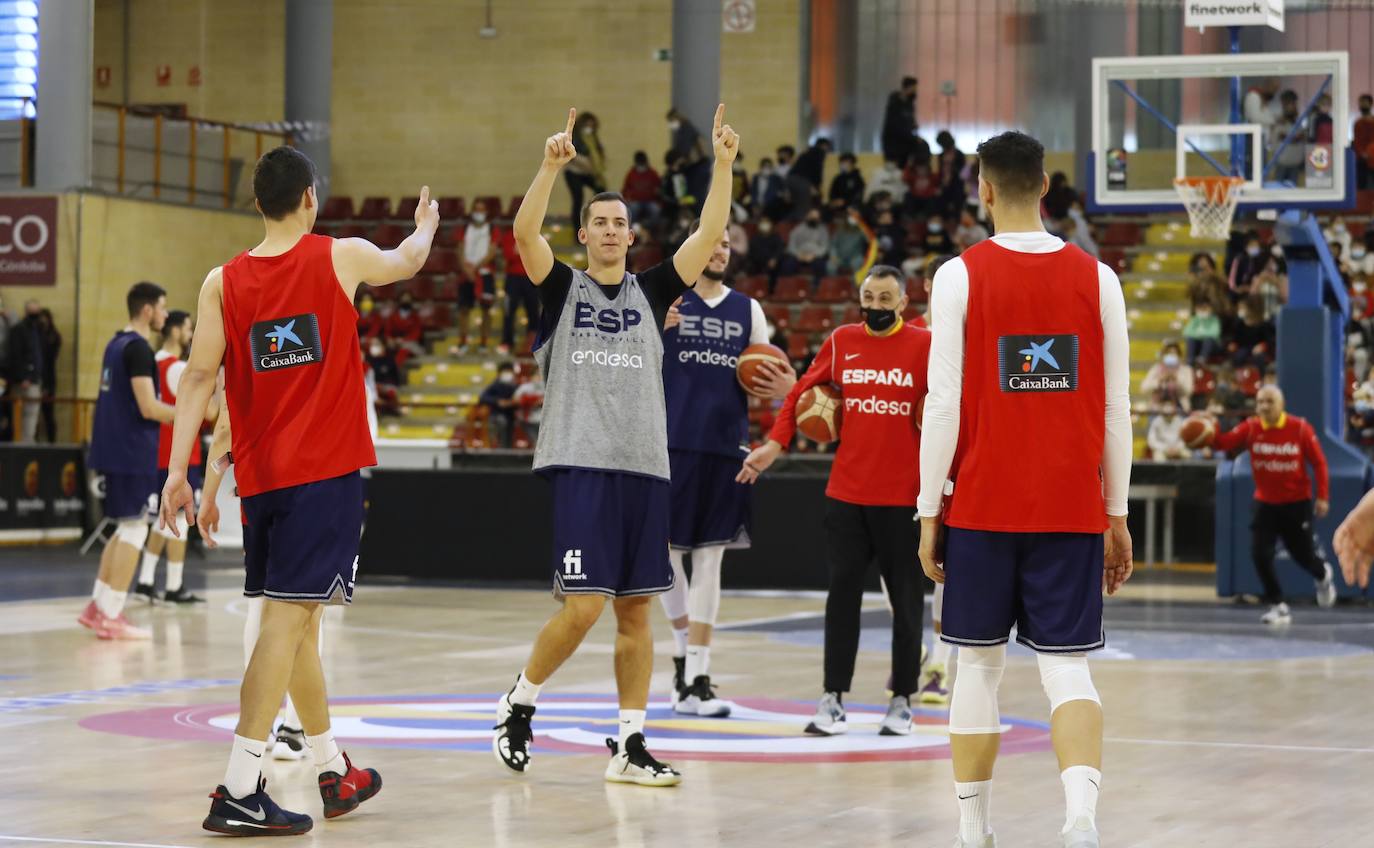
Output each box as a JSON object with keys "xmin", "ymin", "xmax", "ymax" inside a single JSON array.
[{"xmin": 533, "ymin": 264, "xmax": 681, "ymax": 480}]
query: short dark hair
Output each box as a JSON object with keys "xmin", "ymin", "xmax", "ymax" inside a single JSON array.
[
  {"xmin": 162, "ymin": 309, "xmax": 191, "ymax": 340},
  {"xmin": 901, "ymin": 76, "xmax": 918, "ymax": 89},
  {"xmin": 1362, "ymin": 93, "xmax": 1373, "ymax": 103},
  {"xmin": 760, "ymin": 157, "xmax": 774, "ymax": 167},
  {"xmin": 1280, "ymin": 89, "xmax": 1298, "ymax": 103},
  {"xmin": 866, "ymin": 264, "xmax": 905, "ymax": 286},
  {"xmin": 814, "ymin": 137, "xmax": 832, "ymax": 150},
  {"xmin": 580, "ymin": 191, "xmax": 629, "ymax": 228},
  {"xmin": 925, "ymin": 254, "xmax": 955, "ymax": 280},
  {"xmin": 839, "ymin": 152, "xmax": 857, "ymax": 164},
  {"xmin": 936, "ymin": 130, "xmax": 956, "ymax": 148},
  {"xmin": 127, "ymin": 281, "xmax": 166, "ymax": 319},
  {"xmin": 633, "ymin": 150, "xmax": 649, "ymax": 165},
  {"xmin": 498, "ymin": 360, "xmax": 515, "ymax": 373},
  {"xmin": 776, "ymin": 145, "xmax": 796, "ymax": 158},
  {"xmin": 253, "ymin": 146, "xmax": 316, "ymax": 220},
  {"xmin": 976, "ymin": 131, "xmax": 1046, "ymax": 202}
]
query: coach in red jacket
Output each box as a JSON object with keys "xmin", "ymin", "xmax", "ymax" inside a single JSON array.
[
  {"xmin": 1213, "ymin": 384, "xmax": 1337, "ymax": 625},
  {"xmin": 738, "ymin": 264, "xmax": 931, "ymax": 737}
]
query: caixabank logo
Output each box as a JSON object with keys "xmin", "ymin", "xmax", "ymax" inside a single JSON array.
[
  {"xmin": 998, "ymin": 334, "xmax": 1078, "ymax": 393},
  {"xmin": 250, "ymin": 313, "xmax": 322, "ymax": 372}
]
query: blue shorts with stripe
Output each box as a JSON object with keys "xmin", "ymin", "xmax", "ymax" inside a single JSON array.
[
  {"xmin": 103, "ymin": 471, "xmax": 161, "ymax": 521},
  {"xmin": 941, "ymin": 527, "xmax": 1105, "ymax": 654},
  {"xmin": 668, "ymin": 449, "xmax": 752, "ymax": 551},
  {"xmin": 548, "ymin": 468, "xmax": 673, "ymax": 598},
  {"xmin": 243, "ymin": 471, "xmax": 364, "ymax": 605}
]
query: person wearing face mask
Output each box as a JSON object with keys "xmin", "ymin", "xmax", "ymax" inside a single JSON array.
[
  {"xmin": 1141, "ymin": 342, "xmax": 1194, "ymax": 409},
  {"xmin": 739, "ymin": 266, "xmax": 932, "ymax": 740},
  {"xmin": 954, "ymin": 208, "xmax": 990, "ymax": 252},
  {"xmin": 1228, "ymin": 235, "xmax": 1266, "ymax": 301},
  {"xmin": 747, "ymin": 215, "xmax": 785, "ymax": 287},
  {"xmin": 924, "ymin": 215, "xmax": 954, "ymax": 254},
  {"xmin": 365, "ymin": 336, "xmax": 400, "ymax": 392},
  {"xmin": 1271, "ymin": 90, "xmax": 1307, "ymax": 184},
  {"xmin": 478, "ymin": 362, "xmax": 521, "ymax": 448},
  {"xmin": 1354, "ymin": 94, "xmax": 1374, "ymax": 189},
  {"xmin": 1146, "ymin": 404, "xmax": 1190, "ymax": 460},
  {"xmin": 383, "ymin": 292, "xmax": 425, "ymax": 366},
  {"xmin": 1229, "ymin": 296, "xmax": 1276, "ymax": 368},
  {"xmin": 459, "ymin": 199, "xmax": 499, "ymax": 351},
  {"xmin": 828, "ymin": 211, "xmax": 868, "ymax": 276},
  {"xmin": 621, "ymin": 150, "xmax": 662, "ymax": 225},
  {"xmin": 750, "ymin": 157, "xmax": 783, "ymax": 217},
  {"xmin": 1183, "ymin": 298, "xmax": 1222, "ymax": 364},
  {"xmin": 667, "ymin": 107, "xmax": 711, "ymax": 213},
  {"xmin": 784, "ymin": 208, "xmax": 830, "ymax": 280},
  {"xmin": 867, "ymin": 161, "xmax": 908, "ymax": 207},
  {"xmin": 828, "ymin": 152, "xmax": 866, "ymax": 209},
  {"xmin": 1347, "ymin": 235, "xmax": 1374, "ymax": 277}
]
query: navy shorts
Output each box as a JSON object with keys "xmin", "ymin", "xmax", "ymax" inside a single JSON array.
[
  {"xmin": 669, "ymin": 449, "xmax": 752, "ymax": 550},
  {"xmin": 103, "ymin": 471, "xmax": 160, "ymax": 520},
  {"xmin": 941, "ymin": 527, "xmax": 1105, "ymax": 654},
  {"xmin": 243, "ymin": 472, "xmax": 365, "ymax": 605},
  {"xmin": 549, "ymin": 468, "xmax": 674, "ymax": 598}
]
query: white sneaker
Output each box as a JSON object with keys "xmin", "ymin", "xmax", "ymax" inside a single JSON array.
[
  {"xmin": 604, "ymin": 733, "xmax": 681, "ymax": 787},
  {"xmin": 804, "ymin": 691, "xmax": 847, "ymax": 736},
  {"xmin": 1062, "ymin": 816, "xmax": 1099, "ymax": 848},
  {"xmin": 270, "ymin": 724, "xmax": 308, "ymax": 761},
  {"xmin": 879, "ymin": 695, "xmax": 912, "ymax": 736},
  {"xmin": 675, "ymin": 675, "xmax": 731, "ymax": 718},
  {"xmin": 952, "ymin": 833, "xmax": 997, "ymax": 848},
  {"xmin": 1316, "ymin": 563, "xmax": 1337, "ymax": 609},
  {"xmin": 1260, "ymin": 602, "xmax": 1292, "ymax": 626}
]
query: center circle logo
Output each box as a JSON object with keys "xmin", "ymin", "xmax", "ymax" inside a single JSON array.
[{"xmin": 79, "ymin": 693, "xmax": 1051, "ymax": 763}]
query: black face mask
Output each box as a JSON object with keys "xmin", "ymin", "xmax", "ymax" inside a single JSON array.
[{"xmin": 862, "ymin": 307, "xmax": 898, "ymax": 333}]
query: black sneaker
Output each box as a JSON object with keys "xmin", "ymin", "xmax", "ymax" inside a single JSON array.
[
  {"xmin": 677, "ymin": 675, "xmax": 732, "ymax": 717},
  {"xmin": 493, "ymin": 688, "xmax": 535, "ymax": 774},
  {"xmin": 164, "ymin": 586, "xmax": 205, "ymax": 605},
  {"xmin": 669, "ymin": 656, "xmax": 687, "ymax": 706},
  {"xmin": 133, "ymin": 582, "xmax": 157, "ymax": 604},
  {"xmin": 271, "ymin": 724, "xmax": 307, "ymax": 761},
  {"xmin": 203, "ymin": 776, "xmax": 313, "ymax": 836},
  {"xmin": 604, "ymin": 733, "xmax": 681, "ymax": 786}
]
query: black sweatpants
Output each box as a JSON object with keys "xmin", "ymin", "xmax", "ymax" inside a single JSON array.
[
  {"xmin": 1251, "ymin": 499, "xmax": 1328, "ymax": 604},
  {"xmin": 822, "ymin": 497, "xmax": 924, "ymax": 698}
]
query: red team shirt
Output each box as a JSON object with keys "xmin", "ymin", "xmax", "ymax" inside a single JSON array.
[
  {"xmin": 155, "ymin": 352, "xmax": 201, "ymax": 469},
  {"xmin": 221, "ymin": 233, "xmax": 376, "ymax": 497},
  {"xmin": 1213, "ymin": 413, "xmax": 1329, "ymax": 504},
  {"xmin": 769, "ymin": 321, "xmax": 931, "ymax": 506}
]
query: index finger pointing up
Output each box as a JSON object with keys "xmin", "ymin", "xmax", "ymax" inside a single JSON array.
[
  {"xmin": 713, "ymin": 103, "xmax": 725, "ymax": 133},
  {"xmin": 566, "ymin": 107, "xmax": 577, "ymax": 135}
]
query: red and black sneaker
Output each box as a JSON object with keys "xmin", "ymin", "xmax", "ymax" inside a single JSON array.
[
  {"xmin": 318, "ymin": 752, "xmax": 382, "ymax": 819},
  {"xmin": 203, "ymin": 777, "xmax": 313, "ymax": 836}
]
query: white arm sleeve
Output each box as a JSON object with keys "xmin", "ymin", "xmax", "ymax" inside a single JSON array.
[
  {"xmin": 1100, "ymin": 263, "xmax": 1132, "ymax": 516},
  {"xmin": 749, "ymin": 298, "xmax": 770, "ymax": 345},
  {"xmin": 166, "ymin": 360, "xmax": 187, "ymax": 396},
  {"xmin": 917, "ymin": 259, "xmax": 968, "ymax": 517}
]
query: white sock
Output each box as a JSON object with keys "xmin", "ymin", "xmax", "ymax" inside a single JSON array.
[
  {"xmin": 137, "ymin": 551, "xmax": 158, "ymax": 586},
  {"xmin": 308, "ymin": 730, "xmax": 344, "ymax": 775},
  {"xmin": 282, "ymin": 695, "xmax": 302, "ymax": 731},
  {"xmin": 166, "ymin": 558, "xmax": 184, "ymax": 593},
  {"xmin": 685, "ymin": 644, "xmax": 710, "ymax": 681},
  {"xmin": 510, "ymin": 671, "xmax": 542, "ymax": 707},
  {"xmin": 956, "ymin": 779, "xmax": 993, "ymax": 842},
  {"xmin": 91, "ymin": 579, "xmax": 103, "ymax": 601},
  {"xmin": 1060, "ymin": 765, "xmax": 1101, "ymax": 831},
  {"xmin": 96, "ymin": 587, "xmax": 127, "ymax": 618},
  {"xmin": 224, "ymin": 735, "xmax": 266, "ymax": 798},
  {"xmin": 932, "ymin": 634, "xmax": 953, "ymax": 668},
  {"xmin": 671, "ymin": 626, "xmax": 689, "ymax": 658},
  {"xmin": 618, "ymin": 708, "xmax": 645, "ymax": 745}
]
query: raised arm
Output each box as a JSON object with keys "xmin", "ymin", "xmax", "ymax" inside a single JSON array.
[
  {"xmin": 673, "ymin": 104, "xmax": 740, "ymax": 284},
  {"xmin": 514, "ymin": 108, "xmax": 578, "ymax": 285},
  {"xmin": 333, "ymin": 187, "xmax": 439, "ymax": 300}
]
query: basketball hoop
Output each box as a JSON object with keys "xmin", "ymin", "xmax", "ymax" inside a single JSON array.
[{"xmin": 1173, "ymin": 176, "xmax": 1244, "ymax": 241}]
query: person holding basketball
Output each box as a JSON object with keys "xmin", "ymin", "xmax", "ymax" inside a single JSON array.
[{"xmin": 739, "ymin": 265, "xmax": 931, "ymax": 737}]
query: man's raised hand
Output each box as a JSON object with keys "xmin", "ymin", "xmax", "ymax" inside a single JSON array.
[
  {"xmin": 712, "ymin": 103, "xmax": 739, "ymax": 164},
  {"xmin": 414, "ymin": 185, "xmax": 439, "ymax": 230},
  {"xmin": 544, "ymin": 108, "xmax": 579, "ymax": 168}
]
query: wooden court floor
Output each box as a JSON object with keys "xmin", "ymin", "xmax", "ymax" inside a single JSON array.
[{"xmin": 0, "ymin": 573, "xmax": 1371, "ymax": 848}]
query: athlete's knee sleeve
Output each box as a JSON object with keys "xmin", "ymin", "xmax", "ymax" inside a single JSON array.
[
  {"xmin": 949, "ymin": 644, "xmax": 1006, "ymax": 735},
  {"xmin": 686, "ymin": 545, "xmax": 724, "ymax": 626},
  {"xmin": 115, "ymin": 518, "xmax": 150, "ymax": 550},
  {"xmin": 1037, "ymin": 653, "xmax": 1100, "ymax": 713},
  {"xmin": 243, "ymin": 596, "xmax": 264, "ymax": 668},
  {"xmin": 659, "ymin": 549, "xmax": 689, "ymax": 621}
]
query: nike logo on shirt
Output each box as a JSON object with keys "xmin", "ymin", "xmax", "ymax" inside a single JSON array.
[
  {"xmin": 845, "ymin": 353, "xmax": 861, "ymax": 361},
  {"xmin": 225, "ymin": 799, "xmax": 267, "ymax": 822}
]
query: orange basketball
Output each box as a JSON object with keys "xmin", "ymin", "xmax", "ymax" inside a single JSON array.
[
  {"xmin": 736, "ymin": 343, "xmax": 790, "ymax": 398},
  {"xmin": 1180, "ymin": 413, "xmax": 1216, "ymax": 449},
  {"xmin": 796, "ymin": 384, "xmax": 844, "ymax": 443}
]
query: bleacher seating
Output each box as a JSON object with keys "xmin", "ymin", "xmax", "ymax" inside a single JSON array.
[{"xmin": 356, "ymin": 196, "xmax": 393, "ymax": 220}]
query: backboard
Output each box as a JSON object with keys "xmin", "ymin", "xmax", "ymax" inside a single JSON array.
[{"xmin": 1088, "ymin": 51, "xmax": 1352, "ymax": 214}]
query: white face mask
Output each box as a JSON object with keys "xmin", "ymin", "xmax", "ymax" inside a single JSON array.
[
  {"xmin": 499, "ymin": 373, "xmax": 515, "ymax": 384},
  {"xmin": 471, "ymin": 212, "xmax": 487, "ymax": 225},
  {"xmin": 668, "ymin": 120, "xmax": 681, "ymax": 131},
  {"xmin": 1354, "ymin": 249, "xmax": 1368, "ymax": 260},
  {"xmin": 1246, "ymin": 246, "xmax": 1261, "ymax": 258},
  {"xmin": 1162, "ymin": 353, "xmax": 1181, "ymax": 368},
  {"xmin": 369, "ymin": 345, "xmax": 384, "ymax": 358},
  {"xmin": 928, "ymin": 222, "xmax": 943, "ymax": 233}
]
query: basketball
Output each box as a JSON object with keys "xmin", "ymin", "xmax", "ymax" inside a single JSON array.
[
  {"xmin": 1180, "ymin": 413, "xmax": 1216, "ymax": 448},
  {"xmin": 736, "ymin": 343, "xmax": 790, "ymax": 397},
  {"xmin": 796, "ymin": 384, "xmax": 843, "ymax": 443}
]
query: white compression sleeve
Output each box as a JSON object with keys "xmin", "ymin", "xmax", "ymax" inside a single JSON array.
[
  {"xmin": 1098, "ymin": 263, "xmax": 1132, "ymax": 517},
  {"xmin": 686, "ymin": 545, "xmax": 725, "ymax": 626},
  {"xmin": 949, "ymin": 643, "xmax": 1006, "ymax": 735},
  {"xmin": 918, "ymin": 259, "xmax": 968, "ymax": 517},
  {"xmin": 660, "ymin": 549, "xmax": 689, "ymax": 622}
]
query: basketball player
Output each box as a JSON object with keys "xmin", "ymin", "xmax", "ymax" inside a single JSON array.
[
  {"xmin": 135, "ymin": 310, "xmax": 212, "ymax": 605},
  {"xmin": 1209, "ymin": 384, "xmax": 1336, "ymax": 624},
  {"xmin": 492, "ymin": 105, "xmax": 738, "ymax": 786},
  {"xmin": 659, "ymin": 221, "xmax": 796, "ymax": 716},
  {"xmin": 918, "ymin": 254, "xmax": 956, "ymax": 706},
  {"xmin": 1334, "ymin": 486, "xmax": 1374, "ymax": 588},
  {"xmin": 80, "ymin": 282, "xmax": 177, "ymax": 640},
  {"xmin": 917, "ymin": 131, "xmax": 1133, "ymax": 848},
  {"xmin": 160, "ymin": 146, "xmax": 438, "ymax": 834},
  {"xmin": 739, "ymin": 265, "xmax": 930, "ymax": 737}
]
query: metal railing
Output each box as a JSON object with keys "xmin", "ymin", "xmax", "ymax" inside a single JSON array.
[{"xmin": 4, "ymin": 396, "xmax": 96, "ymax": 444}]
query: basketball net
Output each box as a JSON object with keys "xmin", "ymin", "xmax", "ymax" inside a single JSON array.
[{"xmin": 1173, "ymin": 176, "xmax": 1244, "ymax": 241}]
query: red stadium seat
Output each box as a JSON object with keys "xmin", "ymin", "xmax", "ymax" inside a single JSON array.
[
  {"xmin": 1191, "ymin": 365, "xmax": 1216, "ymax": 398},
  {"xmin": 394, "ymin": 196, "xmax": 421, "ymax": 219},
  {"xmin": 1235, "ymin": 365, "xmax": 1262, "ymax": 397},
  {"xmin": 814, "ymin": 276, "xmax": 854, "ymax": 303},
  {"xmin": 773, "ymin": 276, "xmax": 810, "ymax": 303},
  {"xmin": 841, "ymin": 305, "xmax": 861, "ymax": 325},
  {"xmin": 436, "ymin": 224, "xmax": 466, "ymax": 248},
  {"xmin": 905, "ymin": 277, "xmax": 929, "ymax": 304},
  {"xmin": 763, "ymin": 303, "xmax": 792, "ymax": 330},
  {"xmin": 795, "ymin": 305, "xmax": 834, "ymax": 333},
  {"xmin": 422, "ymin": 247, "xmax": 458, "ymax": 275},
  {"xmin": 1099, "ymin": 248, "xmax": 1128, "ymax": 274},
  {"xmin": 356, "ymin": 196, "xmax": 393, "ymax": 221},
  {"xmin": 421, "ymin": 303, "xmax": 453, "ymax": 331},
  {"xmin": 1099, "ymin": 222, "xmax": 1141, "ymax": 247},
  {"xmin": 474, "ymin": 195, "xmax": 502, "ymax": 217},
  {"xmin": 408, "ymin": 277, "xmax": 436, "ymax": 300},
  {"xmin": 737, "ymin": 275, "xmax": 769, "ymax": 300},
  {"xmin": 438, "ymin": 197, "xmax": 467, "ymax": 220},
  {"xmin": 902, "ymin": 304, "xmax": 923, "ymax": 323},
  {"xmin": 787, "ymin": 333, "xmax": 811, "ymax": 360},
  {"xmin": 370, "ymin": 223, "xmax": 406, "ymax": 248},
  {"xmin": 506, "ymin": 196, "xmax": 524, "ymax": 219},
  {"xmin": 319, "ymin": 196, "xmax": 354, "ymax": 221},
  {"xmin": 1356, "ymin": 191, "xmax": 1374, "ymax": 215},
  {"xmin": 436, "ymin": 274, "xmax": 460, "ymax": 303}
]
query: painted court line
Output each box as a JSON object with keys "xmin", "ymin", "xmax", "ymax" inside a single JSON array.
[
  {"xmin": 1107, "ymin": 736, "xmax": 1374, "ymax": 754},
  {"xmin": 0, "ymin": 836, "xmax": 197, "ymax": 848}
]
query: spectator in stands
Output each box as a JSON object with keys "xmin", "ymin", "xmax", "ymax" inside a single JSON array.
[
  {"xmin": 778, "ymin": 147, "xmax": 816, "ymax": 222},
  {"xmin": 460, "ymin": 198, "xmax": 498, "ymax": 350},
  {"xmin": 1326, "ymin": 217, "xmax": 1354, "ymax": 258},
  {"xmin": 874, "ymin": 207, "xmax": 908, "ymax": 268},
  {"xmin": 1061, "ymin": 202, "xmax": 1099, "ymax": 258},
  {"xmin": 566, "ymin": 111, "xmax": 607, "ymax": 225},
  {"xmin": 36, "ymin": 307, "xmax": 59, "ymax": 443},
  {"xmin": 828, "ymin": 153, "xmax": 866, "ymax": 211},
  {"xmin": 953, "ymin": 207, "xmax": 989, "ymax": 252},
  {"xmin": 1331, "ymin": 240, "xmax": 1352, "ymax": 281},
  {"xmin": 1184, "ymin": 298, "xmax": 1223, "ymax": 364},
  {"xmin": 827, "ymin": 212, "xmax": 867, "ymax": 277},
  {"xmin": 731, "ymin": 153, "xmax": 750, "ymax": 205},
  {"xmin": 1271, "ymin": 90, "xmax": 1306, "ymax": 184},
  {"xmin": 748, "ymin": 216, "xmax": 786, "ymax": 287},
  {"xmin": 934, "ymin": 130, "xmax": 966, "ymax": 216},
  {"xmin": 1348, "ymin": 297, "xmax": 1374, "ymax": 378},
  {"xmin": 1189, "ymin": 260, "xmax": 1231, "ymax": 324},
  {"xmin": 365, "ymin": 336, "xmax": 400, "ymax": 413},
  {"xmin": 775, "ymin": 144, "xmax": 796, "ymax": 176},
  {"xmin": 499, "ymin": 224, "xmax": 539, "ymax": 356},
  {"xmin": 728, "ymin": 210, "xmax": 750, "ymax": 275},
  {"xmin": 666, "ymin": 207, "xmax": 696, "ymax": 254},
  {"xmin": 868, "ymin": 160, "xmax": 907, "ymax": 209},
  {"xmin": 1141, "ymin": 341, "xmax": 1194, "ymax": 411},
  {"xmin": 904, "ymin": 151, "xmax": 939, "ymax": 218},
  {"xmin": 1244, "ymin": 77, "xmax": 1281, "ymax": 142},
  {"xmin": 881, "ymin": 76, "xmax": 919, "ymax": 165},
  {"xmin": 1229, "ymin": 234, "xmax": 1267, "ymax": 302},
  {"xmin": 1206, "ymin": 364, "xmax": 1250, "ymax": 422},
  {"xmin": 1354, "ymin": 93, "xmax": 1374, "ymax": 189},
  {"xmin": 923, "ymin": 216, "xmax": 954, "ymax": 255},
  {"xmin": 1043, "ymin": 171, "xmax": 1077, "ymax": 222},
  {"xmin": 479, "ymin": 361, "xmax": 520, "ymax": 449},
  {"xmin": 1252, "ymin": 250, "xmax": 1289, "ymax": 320},
  {"xmin": 357, "ymin": 289, "xmax": 383, "ymax": 339},
  {"xmin": 1311, "ymin": 94, "xmax": 1334, "ymax": 145},
  {"xmin": 621, "ymin": 150, "xmax": 662, "ymax": 225},
  {"xmin": 668, "ymin": 107, "xmax": 711, "ymax": 211},
  {"xmin": 513, "ymin": 363, "xmax": 545, "ymax": 446},
  {"xmin": 384, "ymin": 292, "xmax": 425, "ymax": 367},
  {"xmin": 1230, "ymin": 296, "xmax": 1276, "ymax": 367},
  {"xmin": 750, "ymin": 157, "xmax": 784, "ymax": 217},
  {"xmin": 791, "ymin": 137, "xmax": 832, "ymax": 194},
  {"xmin": 784, "ymin": 208, "xmax": 830, "ymax": 279},
  {"xmin": 1348, "ymin": 235, "xmax": 1374, "ymax": 278},
  {"xmin": 1147, "ymin": 404, "xmax": 1191, "ymax": 460},
  {"xmin": 8, "ymin": 299, "xmax": 45, "ymax": 442}
]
